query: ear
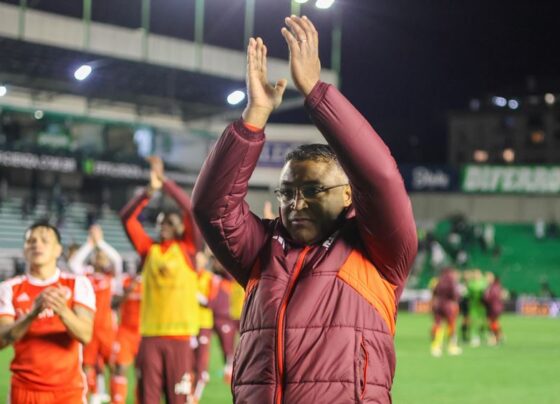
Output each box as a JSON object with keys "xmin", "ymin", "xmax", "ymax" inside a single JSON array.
[{"xmin": 342, "ymin": 184, "xmax": 352, "ymax": 208}]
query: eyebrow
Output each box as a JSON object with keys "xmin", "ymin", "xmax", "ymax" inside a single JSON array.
[{"xmin": 279, "ymin": 181, "xmax": 323, "ymax": 186}]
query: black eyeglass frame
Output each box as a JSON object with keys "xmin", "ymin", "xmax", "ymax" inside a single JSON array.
[{"xmin": 273, "ymin": 183, "xmax": 349, "ymax": 204}]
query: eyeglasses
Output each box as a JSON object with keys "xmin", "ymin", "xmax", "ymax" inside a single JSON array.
[{"xmin": 274, "ymin": 184, "xmax": 348, "ymax": 204}]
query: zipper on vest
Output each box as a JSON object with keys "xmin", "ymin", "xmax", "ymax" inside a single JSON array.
[{"xmin": 274, "ymin": 246, "xmax": 311, "ymax": 404}]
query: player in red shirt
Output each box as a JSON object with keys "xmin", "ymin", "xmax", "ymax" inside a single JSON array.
[
  {"xmin": 110, "ymin": 268, "xmax": 142, "ymax": 404},
  {"xmin": 430, "ymin": 267, "xmax": 462, "ymax": 357},
  {"xmin": 484, "ymin": 272, "xmax": 505, "ymax": 346},
  {"xmin": 69, "ymin": 224, "xmax": 123, "ymax": 401},
  {"xmin": 0, "ymin": 222, "xmax": 95, "ymax": 404}
]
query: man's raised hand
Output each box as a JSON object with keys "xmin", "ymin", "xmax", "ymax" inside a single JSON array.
[
  {"xmin": 146, "ymin": 156, "xmax": 164, "ymax": 191},
  {"xmin": 281, "ymin": 15, "xmax": 321, "ymax": 97},
  {"xmin": 242, "ymin": 37, "xmax": 288, "ymax": 128}
]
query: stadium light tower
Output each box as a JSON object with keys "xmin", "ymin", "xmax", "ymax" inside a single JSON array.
[{"xmin": 74, "ymin": 64, "xmax": 93, "ymax": 81}]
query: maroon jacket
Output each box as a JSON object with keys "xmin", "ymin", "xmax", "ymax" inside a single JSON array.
[
  {"xmin": 192, "ymin": 82, "xmax": 417, "ymax": 403},
  {"xmin": 432, "ymin": 269, "xmax": 460, "ymax": 318},
  {"xmin": 484, "ymin": 280, "xmax": 504, "ymax": 317}
]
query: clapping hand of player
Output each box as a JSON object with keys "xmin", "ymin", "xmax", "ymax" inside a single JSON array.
[
  {"xmin": 31, "ymin": 286, "xmax": 70, "ymax": 318},
  {"xmin": 242, "ymin": 37, "xmax": 288, "ymax": 128},
  {"xmin": 88, "ymin": 224, "xmax": 103, "ymax": 246},
  {"xmin": 43, "ymin": 286, "xmax": 70, "ymax": 316},
  {"xmin": 147, "ymin": 156, "xmax": 165, "ymax": 193}
]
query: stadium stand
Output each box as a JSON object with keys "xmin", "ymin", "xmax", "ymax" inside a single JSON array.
[
  {"xmin": 417, "ymin": 218, "xmax": 560, "ymax": 295},
  {"xmin": 0, "ymin": 195, "xmax": 146, "ymax": 279}
]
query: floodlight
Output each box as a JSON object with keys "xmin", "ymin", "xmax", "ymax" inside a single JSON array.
[
  {"xmin": 74, "ymin": 64, "xmax": 93, "ymax": 81},
  {"xmin": 508, "ymin": 99, "xmax": 519, "ymax": 110},
  {"xmin": 315, "ymin": 0, "xmax": 335, "ymax": 9},
  {"xmin": 0, "ymin": 86, "xmax": 6, "ymax": 97},
  {"xmin": 227, "ymin": 90, "xmax": 246, "ymax": 105}
]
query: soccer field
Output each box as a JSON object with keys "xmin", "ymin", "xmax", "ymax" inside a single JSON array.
[{"xmin": 1, "ymin": 313, "xmax": 558, "ymax": 403}]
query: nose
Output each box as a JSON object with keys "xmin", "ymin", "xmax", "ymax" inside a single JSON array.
[{"xmin": 291, "ymin": 190, "xmax": 308, "ymax": 211}]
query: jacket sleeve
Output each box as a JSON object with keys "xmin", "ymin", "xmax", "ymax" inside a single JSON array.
[
  {"xmin": 305, "ymin": 82, "xmax": 417, "ymax": 294},
  {"xmin": 162, "ymin": 179, "xmax": 202, "ymax": 255},
  {"xmin": 191, "ymin": 120, "xmax": 269, "ymax": 287},
  {"xmin": 119, "ymin": 190, "xmax": 154, "ymax": 258}
]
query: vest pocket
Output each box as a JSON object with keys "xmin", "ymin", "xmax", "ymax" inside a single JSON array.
[{"xmin": 355, "ymin": 331, "xmax": 369, "ymax": 402}]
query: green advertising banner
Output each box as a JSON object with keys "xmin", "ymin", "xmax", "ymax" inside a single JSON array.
[{"xmin": 462, "ymin": 165, "xmax": 560, "ymax": 194}]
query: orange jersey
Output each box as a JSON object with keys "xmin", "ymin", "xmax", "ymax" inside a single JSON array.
[
  {"xmin": 0, "ymin": 269, "xmax": 96, "ymax": 391},
  {"xmin": 118, "ymin": 274, "xmax": 142, "ymax": 333},
  {"xmin": 87, "ymin": 272, "xmax": 115, "ymax": 334}
]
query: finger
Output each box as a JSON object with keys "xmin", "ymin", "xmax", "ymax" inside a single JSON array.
[
  {"xmin": 301, "ymin": 15, "xmax": 319, "ymax": 48},
  {"xmin": 255, "ymin": 37, "xmax": 264, "ymax": 71},
  {"xmin": 247, "ymin": 37, "xmax": 256, "ymax": 71},
  {"xmin": 262, "ymin": 43, "xmax": 268, "ymax": 77},
  {"xmin": 281, "ymin": 26, "xmax": 300, "ymax": 53},
  {"xmin": 286, "ymin": 16, "xmax": 307, "ymax": 44}
]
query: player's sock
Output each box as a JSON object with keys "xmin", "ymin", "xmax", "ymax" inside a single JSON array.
[
  {"xmin": 110, "ymin": 375, "xmax": 128, "ymax": 404},
  {"xmin": 194, "ymin": 371, "xmax": 210, "ymax": 401},
  {"xmin": 430, "ymin": 327, "xmax": 444, "ymax": 357},
  {"xmin": 490, "ymin": 320, "xmax": 502, "ymax": 343},
  {"xmin": 224, "ymin": 358, "xmax": 233, "ymax": 384},
  {"xmin": 430, "ymin": 323, "xmax": 438, "ymax": 340},
  {"xmin": 447, "ymin": 335, "xmax": 462, "ymax": 355},
  {"xmin": 86, "ymin": 366, "xmax": 97, "ymax": 395},
  {"xmin": 96, "ymin": 372, "xmax": 109, "ymax": 401}
]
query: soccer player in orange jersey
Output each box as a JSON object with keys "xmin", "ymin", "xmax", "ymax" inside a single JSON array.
[
  {"xmin": 0, "ymin": 222, "xmax": 95, "ymax": 404},
  {"xmin": 69, "ymin": 224, "xmax": 123, "ymax": 401},
  {"xmin": 110, "ymin": 269, "xmax": 142, "ymax": 404}
]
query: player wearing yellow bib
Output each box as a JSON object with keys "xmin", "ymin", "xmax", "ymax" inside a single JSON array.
[{"xmin": 120, "ymin": 157, "xmax": 200, "ymax": 404}]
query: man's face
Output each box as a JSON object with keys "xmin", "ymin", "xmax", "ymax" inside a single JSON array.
[
  {"xmin": 158, "ymin": 213, "xmax": 180, "ymax": 241},
  {"xmin": 93, "ymin": 250, "xmax": 111, "ymax": 273},
  {"xmin": 278, "ymin": 159, "xmax": 351, "ymax": 245},
  {"xmin": 24, "ymin": 227, "xmax": 62, "ymax": 268}
]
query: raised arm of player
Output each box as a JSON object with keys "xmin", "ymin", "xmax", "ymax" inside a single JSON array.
[{"xmin": 68, "ymin": 239, "xmax": 94, "ymax": 275}]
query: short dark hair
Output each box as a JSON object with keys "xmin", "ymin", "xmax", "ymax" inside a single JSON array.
[
  {"xmin": 25, "ymin": 221, "xmax": 62, "ymax": 244},
  {"xmin": 285, "ymin": 144, "xmax": 339, "ymax": 165}
]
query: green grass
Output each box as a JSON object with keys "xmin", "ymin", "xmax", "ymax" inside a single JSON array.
[{"xmin": 1, "ymin": 313, "xmax": 558, "ymax": 403}]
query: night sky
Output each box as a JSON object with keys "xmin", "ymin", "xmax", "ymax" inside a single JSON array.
[
  {"xmin": 269, "ymin": 0, "xmax": 560, "ymax": 164},
  {"xmin": 4, "ymin": 0, "xmax": 560, "ymax": 164}
]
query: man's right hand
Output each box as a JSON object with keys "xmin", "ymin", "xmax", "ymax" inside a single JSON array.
[
  {"xmin": 147, "ymin": 156, "xmax": 164, "ymax": 192},
  {"xmin": 242, "ymin": 37, "xmax": 288, "ymax": 129},
  {"xmin": 89, "ymin": 224, "xmax": 103, "ymax": 245}
]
